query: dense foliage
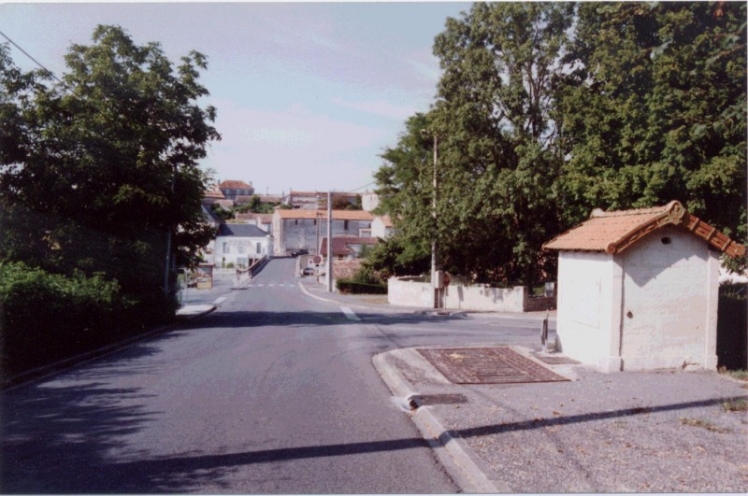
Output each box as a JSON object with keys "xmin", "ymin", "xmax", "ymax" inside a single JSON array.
[
  {"xmin": 374, "ymin": 2, "xmax": 747, "ymax": 284},
  {"xmin": 1, "ymin": 25, "xmax": 220, "ymax": 294},
  {"xmin": 0, "ymin": 26, "xmax": 221, "ymax": 373}
]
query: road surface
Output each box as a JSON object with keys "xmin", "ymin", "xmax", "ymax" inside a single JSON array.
[{"xmin": 1, "ymin": 258, "xmax": 543, "ymax": 493}]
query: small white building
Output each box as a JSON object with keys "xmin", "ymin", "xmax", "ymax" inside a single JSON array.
[
  {"xmin": 371, "ymin": 215, "xmax": 394, "ymax": 239},
  {"xmin": 543, "ymin": 201, "xmax": 745, "ymax": 372},
  {"xmin": 214, "ymin": 223, "xmax": 272, "ymax": 268}
]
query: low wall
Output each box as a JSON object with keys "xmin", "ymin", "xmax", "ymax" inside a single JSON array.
[
  {"xmin": 388, "ymin": 276, "xmax": 433, "ymax": 308},
  {"xmin": 387, "ymin": 277, "xmax": 556, "ymax": 312},
  {"xmin": 444, "ymin": 284, "xmax": 526, "ymax": 312}
]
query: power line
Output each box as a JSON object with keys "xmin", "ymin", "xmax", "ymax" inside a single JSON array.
[{"xmin": 0, "ymin": 29, "xmax": 69, "ymax": 90}]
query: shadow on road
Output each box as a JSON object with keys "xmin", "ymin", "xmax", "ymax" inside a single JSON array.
[{"xmin": 4, "ymin": 380, "xmax": 743, "ymax": 494}]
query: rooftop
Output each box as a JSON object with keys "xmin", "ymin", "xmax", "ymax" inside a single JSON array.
[
  {"xmin": 219, "ymin": 180, "xmax": 253, "ymax": 190},
  {"xmin": 275, "ymin": 209, "xmax": 374, "ymax": 221},
  {"xmin": 543, "ymin": 200, "xmax": 745, "ymax": 258},
  {"xmin": 217, "ymin": 223, "xmax": 268, "ymax": 238},
  {"xmin": 320, "ymin": 236, "xmax": 379, "ymax": 256}
]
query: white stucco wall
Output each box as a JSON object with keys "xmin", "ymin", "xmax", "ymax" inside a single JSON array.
[
  {"xmin": 214, "ymin": 235, "xmax": 270, "ymax": 268},
  {"xmin": 556, "ymin": 227, "xmax": 719, "ymax": 372},
  {"xmin": 619, "ymin": 226, "xmax": 718, "ymax": 370},
  {"xmin": 556, "ymin": 251, "xmax": 621, "ymax": 370},
  {"xmin": 387, "ymin": 277, "xmax": 528, "ymax": 312},
  {"xmin": 388, "ymin": 277, "xmax": 433, "ymax": 307}
]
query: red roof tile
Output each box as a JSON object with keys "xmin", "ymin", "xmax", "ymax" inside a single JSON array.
[
  {"xmin": 276, "ymin": 209, "xmax": 374, "ymax": 221},
  {"xmin": 543, "ymin": 200, "xmax": 745, "ymax": 258}
]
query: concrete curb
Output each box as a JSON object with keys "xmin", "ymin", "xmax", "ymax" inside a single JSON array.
[
  {"xmin": 3, "ymin": 305, "xmax": 217, "ymax": 391},
  {"xmin": 372, "ymin": 351, "xmax": 509, "ymax": 493}
]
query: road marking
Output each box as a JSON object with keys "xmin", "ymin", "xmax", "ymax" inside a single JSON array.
[
  {"xmin": 257, "ymin": 284, "xmax": 264, "ymax": 287},
  {"xmin": 341, "ymin": 306, "xmax": 360, "ymax": 321},
  {"xmin": 268, "ymin": 283, "xmax": 275, "ymax": 287},
  {"xmin": 214, "ymin": 297, "xmax": 227, "ymax": 305}
]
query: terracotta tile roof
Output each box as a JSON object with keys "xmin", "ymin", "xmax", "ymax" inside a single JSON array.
[
  {"xmin": 204, "ymin": 187, "xmax": 225, "ymax": 199},
  {"xmin": 543, "ymin": 200, "xmax": 746, "ymax": 258},
  {"xmin": 219, "ymin": 180, "xmax": 253, "ymax": 190},
  {"xmin": 275, "ymin": 209, "xmax": 374, "ymax": 221}
]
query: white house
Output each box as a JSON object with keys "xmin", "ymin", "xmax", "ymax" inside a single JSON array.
[
  {"xmin": 543, "ymin": 200, "xmax": 745, "ymax": 372},
  {"xmin": 214, "ymin": 223, "xmax": 272, "ymax": 268},
  {"xmin": 371, "ymin": 215, "xmax": 394, "ymax": 239}
]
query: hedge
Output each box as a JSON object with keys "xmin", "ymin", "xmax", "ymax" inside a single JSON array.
[
  {"xmin": 0, "ymin": 262, "xmax": 130, "ymax": 376},
  {"xmin": 336, "ymin": 279, "xmax": 388, "ymax": 295}
]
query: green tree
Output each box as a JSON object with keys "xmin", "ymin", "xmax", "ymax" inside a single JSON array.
[
  {"xmin": 557, "ymin": 2, "xmax": 746, "ymax": 248},
  {"xmin": 375, "ymin": 3, "xmax": 573, "ymax": 285},
  {"xmin": 0, "ymin": 25, "xmax": 220, "ymax": 301}
]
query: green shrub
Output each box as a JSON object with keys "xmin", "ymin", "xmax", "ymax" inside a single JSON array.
[
  {"xmin": 0, "ymin": 261, "xmax": 129, "ymax": 376},
  {"xmin": 336, "ymin": 278, "xmax": 388, "ymax": 295}
]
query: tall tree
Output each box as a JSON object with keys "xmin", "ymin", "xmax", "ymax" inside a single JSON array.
[
  {"xmin": 557, "ymin": 2, "xmax": 746, "ymax": 248},
  {"xmin": 429, "ymin": 2, "xmax": 573, "ymax": 284},
  {"xmin": 0, "ymin": 25, "xmax": 220, "ymax": 298}
]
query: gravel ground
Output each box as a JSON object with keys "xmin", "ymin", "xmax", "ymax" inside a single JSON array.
[{"xmin": 383, "ymin": 348, "xmax": 748, "ymax": 493}]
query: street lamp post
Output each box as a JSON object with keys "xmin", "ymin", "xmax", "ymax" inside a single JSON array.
[
  {"xmin": 326, "ymin": 191, "xmax": 333, "ymax": 292},
  {"xmin": 422, "ymin": 129, "xmax": 440, "ymax": 309}
]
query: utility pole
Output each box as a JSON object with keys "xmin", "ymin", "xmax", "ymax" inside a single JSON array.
[
  {"xmin": 326, "ymin": 191, "xmax": 333, "ymax": 292},
  {"xmin": 431, "ymin": 134, "xmax": 439, "ymax": 309}
]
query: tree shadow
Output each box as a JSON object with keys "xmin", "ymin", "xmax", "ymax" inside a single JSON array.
[{"xmin": 4, "ymin": 384, "xmax": 743, "ymax": 494}]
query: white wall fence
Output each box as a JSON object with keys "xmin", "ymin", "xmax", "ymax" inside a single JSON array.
[{"xmin": 387, "ymin": 276, "xmax": 556, "ymax": 313}]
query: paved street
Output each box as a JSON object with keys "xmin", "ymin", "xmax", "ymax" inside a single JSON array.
[{"xmin": 0, "ymin": 258, "xmax": 547, "ymax": 493}]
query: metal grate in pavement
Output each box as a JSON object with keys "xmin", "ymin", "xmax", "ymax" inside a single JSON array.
[{"xmin": 417, "ymin": 347, "xmax": 570, "ymax": 385}]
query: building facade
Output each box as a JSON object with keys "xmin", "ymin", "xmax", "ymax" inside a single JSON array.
[
  {"xmin": 214, "ymin": 223, "xmax": 272, "ymax": 268},
  {"xmin": 272, "ymin": 209, "xmax": 374, "ymax": 256}
]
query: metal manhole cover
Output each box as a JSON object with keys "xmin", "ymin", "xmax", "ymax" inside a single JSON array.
[
  {"xmin": 532, "ymin": 354, "xmax": 580, "ymax": 365},
  {"xmin": 417, "ymin": 347, "xmax": 569, "ymax": 385}
]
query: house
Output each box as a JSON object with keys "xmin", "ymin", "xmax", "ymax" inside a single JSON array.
[
  {"xmin": 218, "ymin": 180, "xmax": 255, "ymax": 201},
  {"xmin": 202, "ymin": 186, "xmax": 233, "ymax": 210},
  {"xmin": 234, "ymin": 213, "xmax": 273, "ymax": 233},
  {"xmin": 272, "ymin": 209, "xmax": 374, "ymax": 256},
  {"xmin": 285, "ymin": 190, "xmax": 360, "ymax": 210},
  {"xmin": 214, "ymin": 223, "xmax": 272, "ymax": 268},
  {"xmin": 371, "ymin": 215, "xmax": 394, "ymax": 238},
  {"xmin": 543, "ymin": 200, "xmax": 746, "ymax": 372},
  {"xmin": 319, "ymin": 236, "xmax": 379, "ymax": 260}
]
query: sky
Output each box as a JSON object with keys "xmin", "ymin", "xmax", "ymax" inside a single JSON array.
[{"xmin": 0, "ymin": 1, "xmax": 472, "ymax": 196}]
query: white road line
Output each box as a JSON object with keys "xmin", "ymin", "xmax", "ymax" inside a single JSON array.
[
  {"xmin": 257, "ymin": 284, "xmax": 264, "ymax": 287},
  {"xmin": 214, "ymin": 296, "xmax": 227, "ymax": 305},
  {"xmin": 341, "ymin": 306, "xmax": 360, "ymax": 321}
]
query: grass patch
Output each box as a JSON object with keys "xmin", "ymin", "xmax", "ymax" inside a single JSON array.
[
  {"xmin": 721, "ymin": 398, "xmax": 748, "ymax": 412},
  {"xmin": 718, "ymin": 366, "xmax": 748, "ymax": 381},
  {"xmin": 679, "ymin": 417, "xmax": 731, "ymax": 433}
]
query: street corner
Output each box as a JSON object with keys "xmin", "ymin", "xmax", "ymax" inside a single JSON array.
[{"xmin": 175, "ymin": 304, "xmax": 217, "ymax": 320}]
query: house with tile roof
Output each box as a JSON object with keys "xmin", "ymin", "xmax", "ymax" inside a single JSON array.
[
  {"xmin": 218, "ymin": 180, "xmax": 254, "ymax": 201},
  {"xmin": 214, "ymin": 223, "xmax": 272, "ymax": 268},
  {"xmin": 271, "ymin": 209, "xmax": 374, "ymax": 256},
  {"xmin": 543, "ymin": 200, "xmax": 746, "ymax": 372}
]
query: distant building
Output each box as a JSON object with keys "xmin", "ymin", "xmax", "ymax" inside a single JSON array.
[
  {"xmin": 234, "ymin": 213, "xmax": 273, "ymax": 233},
  {"xmin": 320, "ymin": 236, "xmax": 378, "ymax": 260},
  {"xmin": 272, "ymin": 209, "xmax": 374, "ymax": 256},
  {"xmin": 214, "ymin": 223, "xmax": 271, "ymax": 268},
  {"xmin": 362, "ymin": 192, "xmax": 379, "ymax": 212},
  {"xmin": 371, "ymin": 215, "xmax": 394, "ymax": 238},
  {"xmin": 286, "ymin": 190, "xmax": 360, "ymax": 210},
  {"xmin": 219, "ymin": 180, "xmax": 255, "ymax": 201}
]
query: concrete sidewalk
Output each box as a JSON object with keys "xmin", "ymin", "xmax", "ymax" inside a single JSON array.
[{"xmin": 374, "ymin": 346, "xmax": 748, "ymax": 493}]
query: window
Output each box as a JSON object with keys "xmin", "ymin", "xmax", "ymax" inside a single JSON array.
[
  {"xmin": 223, "ymin": 242, "xmax": 229, "ymax": 254},
  {"xmin": 344, "ymin": 220, "xmax": 349, "ymax": 230},
  {"xmin": 256, "ymin": 242, "xmax": 262, "ymax": 254}
]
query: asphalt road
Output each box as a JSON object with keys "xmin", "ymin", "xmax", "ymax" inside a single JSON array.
[{"xmin": 1, "ymin": 258, "xmax": 545, "ymax": 493}]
